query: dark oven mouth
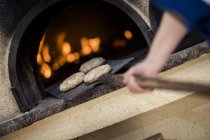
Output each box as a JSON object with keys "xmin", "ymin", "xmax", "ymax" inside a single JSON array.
[{"xmin": 9, "ymin": 0, "xmax": 151, "ymax": 112}]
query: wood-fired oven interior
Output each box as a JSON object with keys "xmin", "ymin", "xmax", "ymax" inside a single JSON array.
[{"xmin": 37, "ymin": 1, "xmax": 149, "ymax": 87}]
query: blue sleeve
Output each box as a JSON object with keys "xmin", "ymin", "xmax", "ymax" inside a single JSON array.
[{"xmin": 152, "ymin": 0, "xmax": 210, "ymax": 32}]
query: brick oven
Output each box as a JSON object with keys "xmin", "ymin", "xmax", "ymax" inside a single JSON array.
[{"xmin": 0, "ymin": 0, "xmax": 205, "ymax": 136}]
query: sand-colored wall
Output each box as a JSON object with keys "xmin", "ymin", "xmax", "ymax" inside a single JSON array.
[
  {"xmin": 80, "ymin": 93, "xmax": 210, "ymax": 140},
  {"xmin": 1, "ymin": 54, "xmax": 210, "ymax": 140}
]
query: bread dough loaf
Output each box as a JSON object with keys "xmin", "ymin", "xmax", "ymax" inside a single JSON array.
[
  {"xmin": 84, "ymin": 64, "xmax": 111, "ymax": 84},
  {"xmin": 59, "ymin": 72, "xmax": 85, "ymax": 92},
  {"xmin": 79, "ymin": 57, "xmax": 105, "ymax": 73}
]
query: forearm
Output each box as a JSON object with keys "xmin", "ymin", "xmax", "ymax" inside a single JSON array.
[{"xmin": 146, "ymin": 12, "xmax": 188, "ymax": 70}]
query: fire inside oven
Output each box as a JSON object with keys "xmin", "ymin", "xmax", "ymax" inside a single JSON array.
[{"xmin": 38, "ymin": 1, "xmax": 148, "ymax": 87}]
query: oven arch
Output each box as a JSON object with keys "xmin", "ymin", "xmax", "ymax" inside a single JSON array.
[{"xmin": 8, "ymin": 0, "xmax": 153, "ymax": 112}]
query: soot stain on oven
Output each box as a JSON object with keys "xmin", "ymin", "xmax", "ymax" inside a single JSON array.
[{"xmin": 38, "ymin": 1, "xmax": 148, "ymax": 97}]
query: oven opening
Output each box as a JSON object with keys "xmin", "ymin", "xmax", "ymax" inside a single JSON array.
[
  {"xmin": 9, "ymin": 0, "xmax": 150, "ymax": 111},
  {"xmin": 38, "ymin": 1, "xmax": 148, "ymax": 87}
]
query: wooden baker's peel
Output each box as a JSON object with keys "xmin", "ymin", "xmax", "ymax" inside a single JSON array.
[{"xmin": 100, "ymin": 74, "xmax": 210, "ymax": 94}]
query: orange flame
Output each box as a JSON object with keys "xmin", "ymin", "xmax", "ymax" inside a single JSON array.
[
  {"xmin": 62, "ymin": 42, "xmax": 71, "ymax": 55},
  {"xmin": 57, "ymin": 32, "xmax": 66, "ymax": 48},
  {"xmin": 42, "ymin": 45, "xmax": 51, "ymax": 62},
  {"xmin": 37, "ymin": 33, "xmax": 102, "ymax": 78},
  {"xmin": 37, "ymin": 53, "xmax": 42, "ymax": 64},
  {"xmin": 39, "ymin": 34, "xmax": 45, "ymax": 53},
  {"xmin": 52, "ymin": 63, "xmax": 59, "ymax": 71},
  {"xmin": 66, "ymin": 53, "xmax": 75, "ymax": 63},
  {"xmin": 81, "ymin": 46, "xmax": 91, "ymax": 56},
  {"xmin": 89, "ymin": 37, "xmax": 101, "ymax": 53},
  {"xmin": 40, "ymin": 63, "xmax": 52, "ymax": 79},
  {"xmin": 124, "ymin": 30, "xmax": 132, "ymax": 40},
  {"xmin": 81, "ymin": 37, "xmax": 92, "ymax": 56},
  {"xmin": 73, "ymin": 52, "xmax": 80, "ymax": 60},
  {"xmin": 80, "ymin": 37, "xmax": 101, "ymax": 55},
  {"xmin": 58, "ymin": 56, "xmax": 66, "ymax": 66}
]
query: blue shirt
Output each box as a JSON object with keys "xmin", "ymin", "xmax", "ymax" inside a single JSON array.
[{"xmin": 152, "ymin": 0, "xmax": 210, "ymax": 41}]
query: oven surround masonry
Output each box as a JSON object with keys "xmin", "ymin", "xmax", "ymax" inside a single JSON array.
[{"xmin": 0, "ymin": 0, "xmax": 205, "ymax": 136}]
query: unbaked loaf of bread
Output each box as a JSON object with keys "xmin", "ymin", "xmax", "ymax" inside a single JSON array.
[
  {"xmin": 79, "ymin": 57, "xmax": 105, "ymax": 73},
  {"xmin": 84, "ymin": 64, "xmax": 111, "ymax": 84},
  {"xmin": 59, "ymin": 72, "xmax": 85, "ymax": 92}
]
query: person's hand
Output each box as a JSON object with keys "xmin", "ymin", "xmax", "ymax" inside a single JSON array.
[
  {"xmin": 123, "ymin": 11, "xmax": 188, "ymax": 93},
  {"xmin": 123, "ymin": 59, "xmax": 161, "ymax": 93}
]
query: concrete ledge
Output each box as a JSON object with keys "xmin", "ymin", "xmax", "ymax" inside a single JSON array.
[{"xmin": 79, "ymin": 94, "xmax": 210, "ymax": 140}]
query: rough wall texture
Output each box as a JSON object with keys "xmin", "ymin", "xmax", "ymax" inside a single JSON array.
[
  {"xmin": 0, "ymin": 0, "xmax": 39, "ymax": 121},
  {"xmin": 125, "ymin": 0, "xmax": 161, "ymax": 32},
  {"xmin": 125, "ymin": 0, "xmax": 151, "ymax": 27}
]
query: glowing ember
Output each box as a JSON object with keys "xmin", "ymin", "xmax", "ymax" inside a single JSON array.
[
  {"xmin": 124, "ymin": 30, "xmax": 132, "ymax": 40},
  {"xmin": 73, "ymin": 52, "xmax": 80, "ymax": 60},
  {"xmin": 113, "ymin": 39, "xmax": 127, "ymax": 48},
  {"xmin": 52, "ymin": 63, "xmax": 59, "ymax": 71},
  {"xmin": 58, "ymin": 57, "xmax": 66, "ymax": 66}
]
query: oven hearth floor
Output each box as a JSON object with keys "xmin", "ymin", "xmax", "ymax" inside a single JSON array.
[{"xmin": 1, "ymin": 47, "xmax": 210, "ymax": 140}]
